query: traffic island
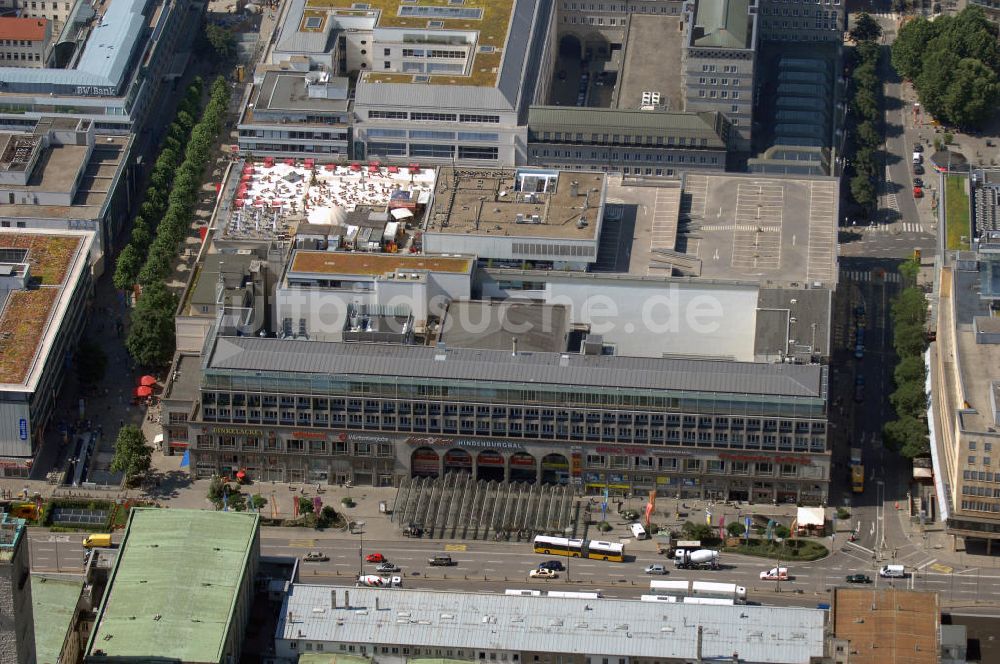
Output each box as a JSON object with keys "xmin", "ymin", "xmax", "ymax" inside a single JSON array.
[{"xmin": 723, "ymin": 538, "xmax": 829, "ymax": 561}]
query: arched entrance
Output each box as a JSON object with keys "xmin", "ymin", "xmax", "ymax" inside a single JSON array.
[
  {"xmin": 540, "ymin": 453, "xmax": 570, "ymax": 485},
  {"xmin": 443, "ymin": 448, "xmax": 473, "ymax": 475},
  {"xmin": 476, "ymin": 450, "xmax": 505, "ymax": 482},
  {"xmin": 509, "ymin": 452, "xmax": 537, "ymax": 484},
  {"xmin": 559, "ymin": 34, "xmax": 583, "ymax": 59},
  {"xmin": 411, "ymin": 447, "xmax": 440, "ymax": 478}
]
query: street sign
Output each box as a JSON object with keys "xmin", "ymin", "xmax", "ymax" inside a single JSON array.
[{"xmin": 18, "ymin": 419, "xmax": 27, "ymax": 441}]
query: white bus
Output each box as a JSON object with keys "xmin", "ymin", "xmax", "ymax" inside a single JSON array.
[{"xmin": 629, "ymin": 523, "xmax": 648, "ymax": 540}]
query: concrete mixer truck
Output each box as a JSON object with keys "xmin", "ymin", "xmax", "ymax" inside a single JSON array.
[{"xmin": 674, "ymin": 548, "xmax": 720, "ymax": 570}]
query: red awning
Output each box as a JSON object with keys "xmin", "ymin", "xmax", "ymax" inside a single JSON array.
[
  {"xmin": 388, "ymin": 166, "xmax": 399, "ymax": 173},
  {"xmin": 139, "ymin": 375, "xmax": 156, "ymax": 387},
  {"xmin": 135, "ymin": 385, "xmax": 152, "ymax": 398}
]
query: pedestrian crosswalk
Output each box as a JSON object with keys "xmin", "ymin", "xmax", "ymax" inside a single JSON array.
[
  {"xmin": 860, "ymin": 221, "xmax": 926, "ymax": 235},
  {"xmin": 843, "ymin": 270, "xmax": 902, "ymax": 284}
]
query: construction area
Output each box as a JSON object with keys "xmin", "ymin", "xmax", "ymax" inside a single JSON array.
[{"xmin": 391, "ymin": 475, "xmax": 581, "ymax": 541}]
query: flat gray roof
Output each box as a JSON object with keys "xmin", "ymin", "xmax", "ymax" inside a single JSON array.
[
  {"xmin": 427, "ymin": 168, "xmax": 605, "ymax": 241},
  {"xmin": 617, "ymin": 15, "xmax": 685, "ymax": 112},
  {"xmin": 207, "ymin": 335, "xmax": 826, "ymax": 399},
  {"xmin": 163, "ymin": 353, "xmax": 204, "ymax": 404},
  {"xmin": 252, "ymin": 71, "xmax": 349, "ymax": 115},
  {"xmin": 441, "ymin": 300, "xmax": 569, "ymax": 353},
  {"xmin": 755, "ymin": 287, "xmax": 832, "ymax": 360},
  {"xmin": 279, "ymin": 586, "xmax": 825, "ymax": 663},
  {"xmin": 675, "ymin": 173, "xmax": 839, "ymax": 287}
]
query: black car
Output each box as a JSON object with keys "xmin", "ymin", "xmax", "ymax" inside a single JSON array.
[
  {"xmin": 913, "ymin": 143, "xmax": 924, "ymax": 153},
  {"xmin": 913, "ymin": 164, "xmax": 925, "ymax": 175},
  {"xmin": 913, "ymin": 177, "xmax": 924, "ymax": 188},
  {"xmin": 538, "ymin": 560, "xmax": 565, "ymax": 571},
  {"xmin": 846, "ymin": 574, "xmax": 872, "ymax": 584}
]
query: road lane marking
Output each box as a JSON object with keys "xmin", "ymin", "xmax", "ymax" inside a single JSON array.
[
  {"xmin": 444, "ymin": 544, "xmax": 467, "ymax": 551},
  {"xmin": 288, "ymin": 539, "xmax": 317, "ymax": 548},
  {"xmin": 929, "ymin": 563, "xmax": 954, "ymax": 574},
  {"xmin": 916, "ymin": 558, "xmax": 937, "ymax": 570}
]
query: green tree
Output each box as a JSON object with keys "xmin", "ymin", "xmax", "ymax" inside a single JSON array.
[
  {"xmin": 849, "ymin": 13, "xmax": 882, "ymax": 43},
  {"xmin": 894, "ymin": 355, "xmax": 926, "ymax": 387},
  {"xmin": 250, "ymin": 494, "xmax": 268, "ymax": 510},
  {"xmin": 125, "ymin": 282, "xmax": 178, "ymax": 366},
  {"xmin": 726, "ymin": 521, "xmax": 746, "ymax": 537},
  {"xmin": 298, "ymin": 496, "xmax": 315, "ymax": 515},
  {"xmin": 774, "ymin": 524, "xmax": 791, "ymax": 539},
  {"xmin": 894, "ymin": 323, "xmax": 928, "ymax": 357},
  {"xmin": 850, "ymin": 173, "xmax": 876, "ymax": 211},
  {"xmin": 855, "ymin": 120, "xmax": 881, "ymax": 149},
  {"xmin": 890, "ymin": 380, "xmax": 928, "ymax": 417},
  {"xmin": 883, "ymin": 416, "xmax": 930, "ymax": 458},
  {"xmin": 227, "ymin": 491, "xmax": 247, "ymax": 511},
  {"xmin": 898, "ymin": 258, "xmax": 920, "ymax": 285},
  {"xmin": 110, "ymin": 425, "xmax": 151, "ymax": 484},
  {"xmin": 130, "ymin": 221, "xmax": 152, "ymax": 252},
  {"xmin": 892, "ymin": 288, "xmax": 928, "ymax": 327},
  {"xmin": 682, "ymin": 521, "xmax": 716, "ymax": 542},
  {"xmin": 113, "ymin": 244, "xmax": 142, "ymax": 291},
  {"xmin": 205, "ymin": 24, "xmax": 236, "ymax": 59},
  {"xmin": 892, "ymin": 16, "xmax": 936, "ymax": 80},
  {"xmin": 317, "ymin": 505, "xmax": 339, "ymax": 528},
  {"xmin": 75, "ymin": 338, "xmax": 107, "ymax": 388},
  {"xmin": 939, "ymin": 58, "xmax": 1000, "ymax": 129},
  {"xmin": 208, "ymin": 476, "xmax": 225, "ymax": 507}
]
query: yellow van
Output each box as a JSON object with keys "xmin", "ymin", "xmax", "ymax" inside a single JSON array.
[{"xmin": 81, "ymin": 533, "xmax": 112, "ymax": 548}]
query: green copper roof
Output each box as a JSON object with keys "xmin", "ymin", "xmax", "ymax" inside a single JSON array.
[
  {"xmin": 32, "ymin": 575, "xmax": 83, "ymax": 664},
  {"xmin": 692, "ymin": 0, "xmax": 752, "ymax": 49},
  {"xmin": 86, "ymin": 508, "xmax": 259, "ymax": 664}
]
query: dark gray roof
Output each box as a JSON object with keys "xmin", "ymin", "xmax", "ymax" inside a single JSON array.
[
  {"xmin": 207, "ymin": 336, "xmax": 826, "ymax": 398},
  {"xmin": 528, "ymin": 106, "xmax": 725, "ymax": 143},
  {"xmin": 441, "ymin": 300, "xmax": 570, "ymax": 353}
]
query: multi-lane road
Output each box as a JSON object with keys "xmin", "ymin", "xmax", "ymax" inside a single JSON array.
[{"xmin": 27, "ymin": 528, "xmax": 1000, "ymax": 610}]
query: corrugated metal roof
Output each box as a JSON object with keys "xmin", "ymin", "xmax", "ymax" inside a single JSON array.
[
  {"xmin": 279, "ymin": 586, "xmax": 826, "ymax": 663},
  {"xmin": 528, "ymin": 106, "xmax": 723, "ymax": 138},
  {"xmin": 207, "ymin": 336, "xmax": 825, "ymax": 398}
]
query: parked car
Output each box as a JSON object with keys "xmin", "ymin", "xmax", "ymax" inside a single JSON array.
[
  {"xmin": 644, "ymin": 564, "xmax": 668, "ymax": 575},
  {"xmin": 913, "ymin": 143, "xmax": 924, "ymax": 153},
  {"xmin": 845, "ymin": 574, "xmax": 872, "ymax": 584},
  {"xmin": 365, "ymin": 553, "xmax": 386, "ymax": 564},
  {"xmin": 913, "ymin": 163, "xmax": 925, "ymax": 175},
  {"xmin": 913, "ymin": 177, "xmax": 924, "ymax": 188},
  {"xmin": 538, "ymin": 560, "xmax": 565, "ymax": 571},
  {"xmin": 530, "ymin": 568, "xmax": 558, "ymax": 579},
  {"xmin": 376, "ymin": 562, "xmax": 401, "ymax": 573},
  {"xmin": 913, "ymin": 186, "xmax": 923, "ymax": 199},
  {"xmin": 303, "ymin": 551, "xmax": 329, "ymax": 562}
]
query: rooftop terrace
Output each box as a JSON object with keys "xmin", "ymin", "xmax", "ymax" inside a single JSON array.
[
  {"xmin": 0, "ymin": 232, "xmax": 88, "ymax": 388},
  {"xmin": 86, "ymin": 508, "xmax": 259, "ymax": 663},
  {"xmin": 427, "ymin": 168, "xmax": 605, "ymax": 240}
]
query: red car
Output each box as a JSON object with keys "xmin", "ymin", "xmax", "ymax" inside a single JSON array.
[
  {"xmin": 365, "ymin": 553, "xmax": 385, "ymax": 563},
  {"xmin": 913, "ymin": 186, "xmax": 923, "ymax": 199}
]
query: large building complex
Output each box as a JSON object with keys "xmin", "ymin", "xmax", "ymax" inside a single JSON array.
[
  {"xmin": 0, "ymin": 17, "xmax": 53, "ymax": 68},
  {"xmin": 84, "ymin": 508, "xmax": 260, "ymax": 664},
  {"xmin": 0, "ymin": 229, "xmax": 94, "ymax": 477},
  {"xmin": 275, "ymin": 586, "xmax": 826, "ymax": 664}
]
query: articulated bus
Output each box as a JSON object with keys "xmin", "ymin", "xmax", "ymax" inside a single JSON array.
[{"xmin": 532, "ymin": 535, "xmax": 625, "ymax": 562}]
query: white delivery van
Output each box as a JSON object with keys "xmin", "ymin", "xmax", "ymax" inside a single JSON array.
[
  {"xmin": 912, "ymin": 152, "xmax": 923, "ymax": 164},
  {"xmin": 630, "ymin": 523, "xmax": 648, "ymax": 540},
  {"xmin": 880, "ymin": 564, "xmax": 906, "ymax": 578}
]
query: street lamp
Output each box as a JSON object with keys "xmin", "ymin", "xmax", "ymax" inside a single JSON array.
[{"xmin": 356, "ymin": 520, "xmax": 366, "ymax": 578}]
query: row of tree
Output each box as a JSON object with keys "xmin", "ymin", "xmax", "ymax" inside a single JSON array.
[
  {"xmin": 847, "ymin": 19, "xmax": 883, "ymax": 215},
  {"xmin": 882, "ymin": 259, "xmax": 931, "ymax": 458},
  {"xmin": 116, "ymin": 77, "xmax": 231, "ymax": 367},
  {"xmin": 892, "ymin": 7, "xmax": 1000, "ymax": 130}
]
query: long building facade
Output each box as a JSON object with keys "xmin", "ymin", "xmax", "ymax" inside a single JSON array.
[{"xmin": 174, "ymin": 332, "xmax": 830, "ymax": 504}]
